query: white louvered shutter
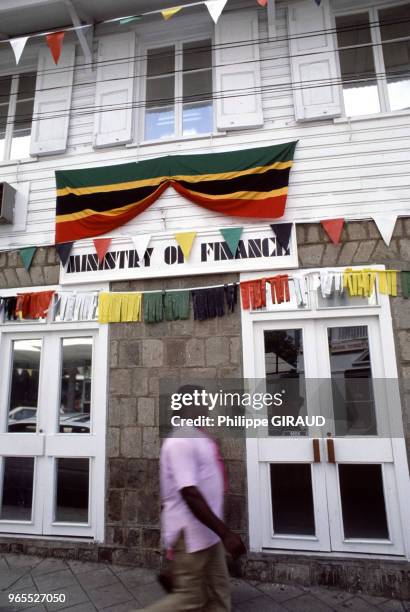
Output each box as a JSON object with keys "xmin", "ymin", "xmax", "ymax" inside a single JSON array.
[
  {"xmin": 93, "ymin": 32, "xmax": 136, "ymax": 148},
  {"xmin": 215, "ymin": 10, "xmax": 263, "ymax": 130},
  {"xmin": 288, "ymin": 0, "xmax": 341, "ymax": 121},
  {"xmin": 30, "ymin": 43, "xmax": 75, "ymax": 156}
]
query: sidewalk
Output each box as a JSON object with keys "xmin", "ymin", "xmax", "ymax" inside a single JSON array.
[{"xmin": 0, "ymin": 554, "xmax": 409, "ymax": 612}]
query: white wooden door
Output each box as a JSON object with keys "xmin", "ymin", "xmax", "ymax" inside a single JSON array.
[
  {"xmin": 316, "ymin": 316, "xmax": 405, "ymax": 556},
  {"xmin": 253, "ymin": 320, "xmax": 331, "ymax": 551},
  {"xmin": 0, "ymin": 328, "xmax": 106, "ymax": 539}
]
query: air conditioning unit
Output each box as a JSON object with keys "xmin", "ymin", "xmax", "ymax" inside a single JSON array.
[{"xmin": 0, "ymin": 182, "xmax": 16, "ymax": 225}]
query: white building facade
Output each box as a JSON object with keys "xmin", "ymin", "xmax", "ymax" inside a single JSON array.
[{"xmin": 0, "ymin": 0, "xmax": 409, "ymax": 596}]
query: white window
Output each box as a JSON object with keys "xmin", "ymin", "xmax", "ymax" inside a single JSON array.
[
  {"xmin": 335, "ymin": 3, "xmax": 410, "ymax": 116},
  {"xmin": 0, "ymin": 72, "xmax": 36, "ymax": 161},
  {"xmin": 144, "ymin": 39, "xmax": 213, "ymax": 141}
]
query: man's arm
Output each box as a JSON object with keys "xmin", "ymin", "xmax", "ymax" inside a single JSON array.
[{"xmin": 181, "ymin": 486, "xmax": 246, "ymax": 559}]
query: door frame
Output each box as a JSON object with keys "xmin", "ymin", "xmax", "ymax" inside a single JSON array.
[
  {"xmin": 241, "ymin": 268, "xmax": 410, "ymax": 560},
  {"xmin": 0, "ymin": 320, "xmax": 108, "ymax": 542}
]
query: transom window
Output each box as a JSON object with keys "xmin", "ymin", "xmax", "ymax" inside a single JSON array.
[
  {"xmin": 144, "ymin": 39, "xmax": 213, "ymax": 140},
  {"xmin": 336, "ymin": 3, "xmax": 410, "ymax": 116},
  {"xmin": 0, "ymin": 72, "xmax": 36, "ymax": 161}
]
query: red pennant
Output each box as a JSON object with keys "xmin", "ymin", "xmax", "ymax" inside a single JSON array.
[
  {"xmin": 257, "ymin": 0, "xmax": 268, "ymax": 5},
  {"xmin": 46, "ymin": 31, "xmax": 65, "ymax": 65},
  {"xmin": 320, "ymin": 219, "xmax": 344, "ymax": 244},
  {"xmin": 93, "ymin": 238, "xmax": 112, "ymax": 264}
]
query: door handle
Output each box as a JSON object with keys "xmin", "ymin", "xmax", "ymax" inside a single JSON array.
[
  {"xmin": 312, "ymin": 438, "xmax": 321, "ymax": 463},
  {"xmin": 326, "ymin": 436, "xmax": 336, "ymax": 464}
]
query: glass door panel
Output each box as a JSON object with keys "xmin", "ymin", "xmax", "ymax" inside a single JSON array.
[
  {"xmin": 8, "ymin": 339, "xmax": 41, "ymax": 433},
  {"xmin": 0, "ymin": 457, "xmax": 35, "ymax": 521},
  {"xmin": 270, "ymin": 463, "xmax": 315, "ymax": 536},
  {"xmin": 55, "ymin": 458, "xmax": 90, "ymax": 524}
]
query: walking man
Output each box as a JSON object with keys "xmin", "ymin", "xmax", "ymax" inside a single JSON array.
[{"xmin": 143, "ymin": 385, "xmax": 246, "ymax": 611}]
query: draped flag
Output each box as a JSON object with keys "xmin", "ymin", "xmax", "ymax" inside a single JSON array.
[
  {"xmin": 175, "ymin": 232, "xmax": 197, "ymax": 259},
  {"xmin": 220, "ymin": 227, "xmax": 243, "ymax": 256},
  {"xmin": 205, "ymin": 0, "xmax": 228, "ymax": 23},
  {"xmin": 46, "ymin": 31, "xmax": 65, "ymax": 64},
  {"xmin": 10, "ymin": 36, "xmax": 29, "ymax": 64},
  {"xmin": 55, "ymin": 141, "xmax": 297, "ymax": 243}
]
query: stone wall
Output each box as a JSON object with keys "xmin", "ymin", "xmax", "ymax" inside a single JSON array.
[{"xmin": 0, "ymin": 220, "xmax": 409, "ymax": 598}]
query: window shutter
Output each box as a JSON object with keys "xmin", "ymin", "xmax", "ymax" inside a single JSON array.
[
  {"xmin": 288, "ymin": 0, "xmax": 341, "ymax": 121},
  {"xmin": 93, "ymin": 32, "xmax": 136, "ymax": 148},
  {"xmin": 30, "ymin": 43, "xmax": 75, "ymax": 156},
  {"xmin": 215, "ymin": 10, "xmax": 263, "ymax": 131}
]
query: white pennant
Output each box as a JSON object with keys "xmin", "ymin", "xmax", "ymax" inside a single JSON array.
[
  {"xmin": 205, "ymin": 0, "xmax": 228, "ymax": 23},
  {"xmin": 10, "ymin": 36, "xmax": 29, "ymax": 64},
  {"xmin": 131, "ymin": 234, "xmax": 152, "ymax": 261},
  {"xmin": 372, "ymin": 214, "xmax": 398, "ymax": 246}
]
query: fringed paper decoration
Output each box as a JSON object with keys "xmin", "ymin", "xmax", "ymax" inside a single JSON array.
[
  {"xmin": 164, "ymin": 291, "xmax": 190, "ymax": 320},
  {"xmin": 192, "ymin": 286, "xmax": 225, "ymax": 320},
  {"xmin": 343, "ymin": 269, "xmax": 377, "ymax": 297},
  {"xmin": 401, "ymin": 272, "xmax": 410, "ymax": 299},
  {"xmin": 144, "ymin": 292, "xmax": 164, "ymax": 323},
  {"xmin": 54, "ymin": 292, "xmax": 98, "ymax": 321},
  {"xmin": 98, "ymin": 292, "xmax": 142, "ymax": 323},
  {"xmin": 220, "ymin": 227, "xmax": 243, "ymax": 257},
  {"xmin": 321, "ymin": 219, "xmax": 344, "ymax": 244},
  {"xmin": 267, "ymin": 274, "xmax": 290, "ymax": 304},
  {"xmin": 15, "ymin": 291, "xmax": 55, "ymax": 320},
  {"xmin": 240, "ymin": 279, "xmax": 267, "ymax": 310},
  {"xmin": 46, "ymin": 31, "xmax": 65, "ymax": 64},
  {"xmin": 377, "ymin": 270, "xmax": 398, "ymax": 296}
]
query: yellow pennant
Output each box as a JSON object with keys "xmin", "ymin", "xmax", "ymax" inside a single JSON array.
[
  {"xmin": 161, "ymin": 6, "xmax": 182, "ymax": 20},
  {"xmin": 175, "ymin": 232, "xmax": 197, "ymax": 259}
]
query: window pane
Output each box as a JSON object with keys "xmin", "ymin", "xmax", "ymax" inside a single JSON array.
[
  {"xmin": 8, "ymin": 339, "xmax": 41, "ymax": 433},
  {"xmin": 336, "ymin": 14, "xmax": 380, "ymax": 116},
  {"xmin": 11, "ymin": 99, "xmax": 35, "ymax": 160},
  {"xmin": 339, "ymin": 464, "xmax": 389, "ymax": 539},
  {"xmin": 328, "ymin": 326, "xmax": 377, "ymax": 435},
  {"xmin": 145, "ymin": 107, "xmax": 175, "ymax": 140},
  {"xmin": 379, "ymin": 5, "xmax": 410, "ymax": 111},
  {"xmin": 183, "ymin": 70, "xmax": 212, "ymax": 103},
  {"xmin": 183, "ymin": 40, "xmax": 212, "ymax": 71},
  {"xmin": 0, "ymin": 76, "xmax": 12, "ymax": 103},
  {"xmin": 183, "ymin": 102, "xmax": 213, "ymax": 136},
  {"xmin": 264, "ymin": 329, "xmax": 307, "ymax": 436},
  {"xmin": 55, "ymin": 458, "xmax": 89, "ymax": 523},
  {"xmin": 1, "ymin": 457, "xmax": 34, "ymax": 521},
  {"xmin": 147, "ymin": 46, "xmax": 175, "ymax": 77},
  {"xmin": 0, "ymin": 104, "xmax": 7, "ymax": 160},
  {"xmin": 17, "ymin": 73, "xmax": 36, "ymax": 99},
  {"xmin": 146, "ymin": 76, "xmax": 175, "ymax": 108},
  {"xmin": 270, "ymin": 464, "xmax": 315, "ymax": 535},
  {"xmin": 59, "ymin": 338, "xmax": 92, "ymax": 434}
]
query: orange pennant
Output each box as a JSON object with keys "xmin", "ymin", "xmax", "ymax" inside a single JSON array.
[
  {"xmin": 320, "ymin": 219, "xmax": 344, "ymax": 244},
  {"xmin": 46, "ymin": 31, "xmax": 65, "ymax": 64},
  {"xmin": 93, "ymin": 238, "xmax": 112, "ymax": 264},
  {"xmin": 257, "ymin": 0, "xmax": 268, "ymax": 5}
]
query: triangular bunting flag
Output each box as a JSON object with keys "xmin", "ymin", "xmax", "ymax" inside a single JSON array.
[
  {"xmin": 161, "ymin": 6, "xmax": 182, "ymax": 20},
  {"xmin": 372, "ymin": 214, "xmax": 397, "ymax": 246},
  {"xmin": 321, "ymin": 219, "xmax": 344, "ymax": 245},
  {"xmin": 220, "ymin": 227, "xmax": 243, "ymax": 256},
  {"xmin": 205, "ymin": 0, "xmax": 228, "ymax": 23},
  {"xmin": 270, "ymin": 223, "xmax": 292, "ymax": 252},
  {"xmin": 314, "ymin": 0, "xmax": 322, "ymax": 5},
  {"xmin": 93, "ymin": 238, "xmax": 112, "ymax": 264},
  {"xmin": 131, "ymin": 234, "xmax": 151, "ymax": 261},
  {"xmin": 10, "ymin": 36, "xmax": 29, "ymax": 65},
  {"xmin": 257, "ymin": 0, "xmax": 268, "ymax": 6},
  {"xmin": 19, "ymin": 246, "xmax": 36, "ymax": 271},
  {"xmin": 174, "ymin": 232, "xmax": 197, "ymax": 259},
  {"xmin": 119, "ymin": 15, "xmax": 142, "ymax": 25},
  {"xmin": 46, "ymin": 31, "xmax": 65, "ymax": 65},
  {"xmin": 56, "ymin": 242, "xmax": 73, "ymax": 267}
]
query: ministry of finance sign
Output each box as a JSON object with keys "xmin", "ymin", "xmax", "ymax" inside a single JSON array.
[{"xmin": 59, "ymin": 225, "xmax": 297, "ymax": 285}]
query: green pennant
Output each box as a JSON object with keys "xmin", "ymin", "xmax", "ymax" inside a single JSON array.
[
  {"xmin": 220, "ymin": 227, "xmax": 243, "ymax": 256},
  {"xmin": 19, "ymin": 246, "xmax": 36, "ymax": 271},
  {"xmin": 119, "ymin": 15, "xmax": 142, "ymax": 24}
]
